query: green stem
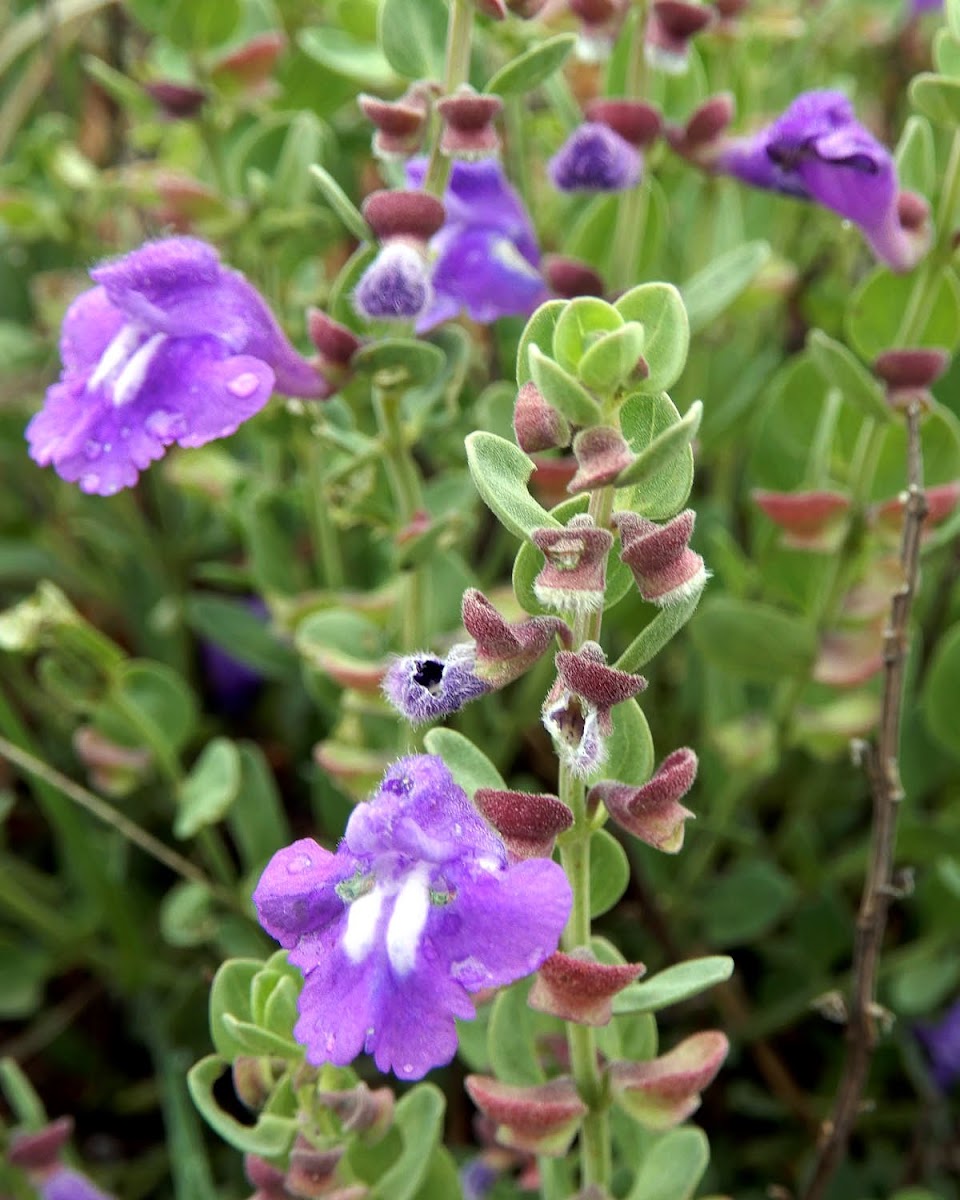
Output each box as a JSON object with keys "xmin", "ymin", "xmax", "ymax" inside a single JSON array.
[
  {"xmin": 305, "ymin": 431, "xmax": 345, "ymax": 589},
  {"xmin": 423, "ymin": 0, "xmax": 474, "ymax": 197},
  {"xmin": 608, "ymin": 1, "xmax": 649, "ymax": 292}
]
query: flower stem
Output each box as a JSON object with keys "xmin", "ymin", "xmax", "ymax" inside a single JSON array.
[
  {"xmin": 609, "ymin": 1, "xmax": 649, "ymax": 292},
  {"xmin": 305, "ymin": 430, "xmax": 345, "ymax": 589},
  {"xmin": 423, "ymin": 0, "xmax": 474, "ymax": 197}
]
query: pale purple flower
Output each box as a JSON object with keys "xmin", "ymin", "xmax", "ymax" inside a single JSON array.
[
  {"xmin": 353, "ymin": 241, "xmax": 433, "ymax": 321},
  {"xmin": 715, "ymin": 90, "xmax": 923, "ymax": 271},
  {"xmin": 382, "ymin": 644, "xmax": 491, "ymax": 725},
  {"xmin": 40, "ymin": 1168, "xmax": 117, "ymax": 1200},
  {"xmin": 548, "ymin": 122, "xmax": 642, "ymax": 193},
  {"xmin": 406, "ymin": 158, "xmax": 548, "ymax": 330},
  {"xmin": 917, "ymin": 999, "xmax": 960, "ymax": 1090},
  {"xmin": 26, "ymin": 237, "xmax": 329, "ymax": 496},
  {"xmin": 254, "ymin": 755, "xmax": 571, "ymax": 1079}
]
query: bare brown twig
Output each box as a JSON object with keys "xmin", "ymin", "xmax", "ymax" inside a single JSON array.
[{"xmin": 800, "ymin": 401, "xmax": 928, "ymax": 1200}]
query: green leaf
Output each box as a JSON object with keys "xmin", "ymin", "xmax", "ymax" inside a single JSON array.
[
  {"xmin": 378, "ymin": 0, "xmax": 448, "ymax": 80},
  {"xmin": 422, "ymin": 729, "xmax": 506, "ymax": 797},
  {"xmin": 702, "ymin": 861, "xmax": 798, "ymax": 946},
  {"xmin": 372, "ymin": 1085, "xmax": 446, "ymax": 1200},
  {"xmin": 353, "ymin": 338, "xmax": 446, "ymax": 389},
  {"xmin": 579, "ymin": 323, "xmax": 647, "ymax": 394},
  {"xmin": 465, "ymin": 432, "xmax": 559, "ymax": 540},
  {"xmin": 511, "ymin": 494, "xmax": 634, "ymax": 615},
  {"xmin": 613, "ymin": 956, "xmax": 734, "ymax": 1015},
  {"xmin": 847, "ymin": 265, "xmax": 960, "ymax": 359},
  {"xmin": 589, "ymin": 828, "xmax": 630, "ymax": 918},
  {"xmin": 516, "ymin": 300, "xmax": 566, "ymax": 386},
  {"xmin": 626, "ymin": 1127, "xmax": 709, "ymax": 1200},
  {"xmin": 166, "ymin": 0, "xmax": 240, "ymax": 48},
  {"xmin": 689, "ymin": 597, "xmax": 817, "ymax": 683},
  {"xmin": 185, "ymin": 595, "xmax": 295, "ymax": 678},
  {"xmin": 888, "ymin": 947, "xmax": 960, "ymax": 1016},
  {"xmin": 209, "ymin": 957, "xmax": 259, "ymax": 1058},
  {"xmin": 271, "ymin": 112, "xmax": 330, "ymax": 206},
  {"xmin": 187, "ymin": 1056, "xmax": 297, "ymax": 1156},
  {"xmin": 83, "ymin": 55, "xmax": 155, "ymax": 117},
  {"xmin": 298, "ymin": 27, "xmax": 397, "ymax": 88},
  {"xmin": 528, "ymin": 344, "xmax": 603, "ymax": 425},
  {"xmin": 614, "ymin": 583, "xmax": 704, "ymax": 674},
  {"xmin": 950, "ymin": 0, "xmax": 960, "ymax": 39},
  {"xmin": 601, "ymin": 698, "xmax": 654, "ymax": 787},
  {"xmin": 896, "ymin": 115, "xmax": 937, "ymax": 195},
  {"xmin": 486, "ymin": 33, "xmax": 576, "ymax": 95},
  {"xmin": 220, "ymin": 1014, "xmax": 300, "ymax": 1057},
  {"xmin": 309, "ymin": 163, "xmax": 372, "ymax": 240},
  {"xmin": 487, "ymin": 981, "xmax": 544, "ymax": 1085},
  {"xmin": 680, "ymin": 241, "xmax": 770, "ymax": 333},
  {"xmin": 175, "ymin": 738, "xmax": 242, "ymax": 839},
  {"xmin": 935, "ymin": 27, "xmax": 960, "ymax": 77},
  {"xmin": 806, "ymin": 329, "xmax": 891, "ymax": 422},
  {"xmin": 614, "ymin": 283, "xmax": 689, "ymax": 394},
  {"xmin": 98, "ymin": 660, "xmax": 198, "ymax": 758},
  {"xmin": 922, "ymin": 623, "xmax": 960, "ymax": 758},
  {"xmin": 616, "ymin": 392, "xmax": 694, "ymax": 519},
  {"xmin": 615, "ymin": 400, "xmax": 702, "ymax": 488},
  {"xmin": 411, "ymin": 1146, "xmax": 464, "ymax": 1200},
  {"xmin": 910, "ymin": 72, "xmax": 960, "ymax": 125},
  {"xmin": 159, "ymin": 881, "xmax": 218, "ymax": 948},
  {"xmin": 551, "ymin": 297, "xmax": 623, "ymax": 373}
]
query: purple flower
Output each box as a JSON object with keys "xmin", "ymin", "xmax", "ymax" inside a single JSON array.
[
  {"xmin": 917, "ymin": 999, "xmax": 960, "ymax": 1090},
  {"xmin": 382, "ymin": 644, "xmax": 491, "ymax": 725},
  {"xmin": 715, "ymin": 91, "xmax": 925, "ymax": 272},
  {"xmin": 26, "ymin": 237, "xmax": 329, "ymax": 496},
  {"xmin": 353, "ymin": 241, "xmax": 433, "ymax": 322},
  {"xmin": 911, "ymin": 0, "xmax": 941, "ymax": 11},
  {"xmin": 40, "ymin": 1167, "xmax": 117, "ymax": 1200},
  {"xmin": 199, "ymin": 597, "xmax": 269, "ymax": 717},
  {"xmin": 548, "ymin": 122, "xmax": 642, "ymax": 193},
  {"xmin": 406, "ymin": 158, "xmax": 548, "ymax": 331},
  {"xmin": 253, "ymin": 755, "xmax": 572, "ymax": 1079}
]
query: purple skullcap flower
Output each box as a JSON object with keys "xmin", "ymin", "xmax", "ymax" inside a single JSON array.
[
  {"xmin": 353, "ymin": 241, "xmax": 433, "ymax": 322},
  {"xmin": 26, "ymin": 238, "xmax": 329, "ymax": 496},
  {"xmin": 40, "ymin": 1168, "xmax": 117, "ymax": 1200},
  {"xmin": 253, "ymin": 755, "xmax": 572, "ymax": 1079},
  {"xmin": 406, "ymin": 157, "xmax": 548, "ymax": 330},
  {"xmin": 382, "ymin": 644, "xmax": 491, "ymax": 724},
  {"xmin": 715, "ymin": 90, "xmax": 925, "ymax": 272},
  {"xmin": 917, "ymin": 999, "xmax": 960, "ymax": 1090},
  {"xmin": 548, "ymin": 122, "xmax": 642, "ymax": 193}
]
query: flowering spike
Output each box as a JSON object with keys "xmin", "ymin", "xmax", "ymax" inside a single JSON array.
[
  {"xmin": 542, "ymin": 642, "xmax": 647, "ymax": 777},
  {"xmin": 437, "ymin": 86, "xmax": 504, "ymax": 158},
  {"xmin": 532, "ymin": 515, "xmax": 614, "ymax": 614},
  {"xmin": 568, "ymin": 427, "xmax": 636, "ymax": 494},
  {"xmin": 473, "ymin": 787, "xmax": 574, "ymax": 860},
  {"xmin": 549, "ymin": 122, "xmax": 642, "ymax": 192},
  {"xmin": 513, "ymin": 380, "xmax": 571, "ymax": 452},
  {"xmin": 353, "ymin": 242, "xmax": 432, "ymax": 322},
  {"xmin": 254, "ymin": 756, "xmax": 571, "ymax": 1079},
  {"xmin": 544, "ymin": 255, "xmax": 606, "ymax": 299},
  {"xmin": 382, "ymin": 643, "xmax": 490, "ymax": 724},
  {"xmin": 645, "ymin": 1, "xmax": 715, "ymax": 74},
  {"xmin": 588, "ymin": 747, "xmax": 697, "ymax": 852},
  {"xmin": 461, "ymin": 588, "xmax": 571, "ymax": 687},
  {"xmin": 614, "ymin": 509, "xmax": 707, "ymax": 606},
  {"xmin": 464, "ymin": 1075, "xmax": 587, "ymax": 1156},
  {"xmin": 529, "ymin": 948, "xmax": 645, "ymax": 1025},
  {"xmin": 584, "ymin": 99, "xmax": 663, "ymax": 148},
  {"xmin": 751, "ymin": 488, "xmax": 851, "ymax": 550},
  {"xmin": 609, "ymin": 1031, "xmax": 729, "ymax": 1129},
  {"xmin": 26, "ymin": 237, "xmax": 330, "ymax": 495}
]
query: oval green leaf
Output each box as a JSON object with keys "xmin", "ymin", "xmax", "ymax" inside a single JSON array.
[
  {"xmin": 614, "ymin": 282, "xmax": 689, "ymax": 393},
  {"xmin": 486, "ymin": 33, "xmax": 577, "ymax": 95},
  {"xmin": 465, "ymin": 431, "xmax": 559, "ymax": 540}
]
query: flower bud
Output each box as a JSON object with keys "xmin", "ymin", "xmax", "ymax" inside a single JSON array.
[
  {"xmin": 72, "ymin": 725, "xmax": 152, "ymax": 795},
  {"xmin": 513, "ymin": 380, "xmax": 571, "ymax": 452},
  {"xmin": 286, "ymin": 1137, "xmax": 344, "ymax": 1198},
  {"xmin": 645, "ymin": 1, "xmax": 715, "ymax": 74},
  {"xmin": 609, "ymin": 1031, "xmax": 729, "ymax": 1129},
  {"xmin": 871, "ymin": 480, "xmax": 960, "ymax": 534},
  {"xmin": 307, "ymin": 308, "xmax": 363, "ymax": 373},
  {"xmin": 359, "ymin": 88, "xmax": 432, "ymax": 159},
  {"xmin": 813, "ymin": 629, "xmax": 884, "ymax": 688},
  {"xmin": 544, "ymin": 256, "xmax": 606, "ymax": 299},
  {"xmin": 212, "ymin": 31, "xmax": 287, "ymax": 92},
  {"xmin": 614, "ymin": 510, "xmax": 707, "ymax": 606},
  {"xmin": 382, "ymin": 643, "xmax": 490, "ymax": 724},
  {"xmin": 569, "ymin": 0, "xmax": 630, "ymax": 60},
  {"xmin": 584, "ymin": 99, "xmax": 663, "ymax": 148},
  {"xmin": 245, "ymin": 1154, "xmax": 288, "ymax": 1199},
  {"xmin": 532, "ymin": 515, "xmax": 614, "ymax": 614},
  {"xmin": 316, "ymin": 1083, "xmax": 395, "ymax": 1139},
  {"xmin": 588, "ymin": 747, "xmax": 697, "ymax": 852},
  {"xmin": 751, "ymin": 488, "xmax": 850, "ymax": 550},
  {"xmin": 474, "ymin": 787, "xmax": 574, "ymax": 860},
  {"xmin": 361, "ymin": 190, "xmax": 446, "ymax": 242},
  {"xmin": 143, "ymin": 80, "xmax": 207, "ymax": 119},
  {"xmin": 567, "ymin": 427, "xmax": 636, "ymax": 494},
  {"xmin": 529, "ymin": 948, "xmax": 645, "ymax": 1025},
  {"xmin": 549, "ymin": 123, "xmax": 642, "ymax": 193},
  {"xmin": 465, "ymin": 1075, "xmax": 587, "ymax": 1156},
  {"xmin": 233, "ymin": 1056, "xmax": 280, "ymax": 1111},
  {"xmin": 461, "ymin": 588, "xmax": 571, "ymax": 687},
  {"xmin": 874, "ymin": 346, "xmax": 949, "ymax": 410},
  {"xmin": 437, "ymin": 87, "xmax": 504, "ymax": 158},
  {"xmin": 8, "ymin": 1118, "xmax": 74, "ymax": 1170}
]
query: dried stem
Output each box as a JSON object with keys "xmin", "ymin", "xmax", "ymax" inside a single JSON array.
[{"xmin": 800, "ymin": 401, "xmax": 928, "ymax": 1200}]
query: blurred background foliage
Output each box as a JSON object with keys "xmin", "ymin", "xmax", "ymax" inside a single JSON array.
[{"xmin": 0, "ymin": 0, "xmax": 959, "ymax": 1196}]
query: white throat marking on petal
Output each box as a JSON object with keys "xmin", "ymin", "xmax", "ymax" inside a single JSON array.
[
  {"xmin": 88, "ymin": 324, "xmax": 144, "ymax": 392},
  {"xmin": 386, "ymin": 866, "xmax": 431, "ymax": 978},
  {"xmin": 342, "ymin": 885, "xmax": 386, "ymax": 965},
  {"xmin": 111, "ymin": 332, "xmax": 168, "ymax": 407}
]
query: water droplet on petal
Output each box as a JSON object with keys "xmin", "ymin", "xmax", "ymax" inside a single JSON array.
[
  {"xmin": 287, "ymin": 853, "xmax": 313, "ymax": 874},
  {"xmin": 83, "ymin": 440, "xmax": 101, "ymax": 460},
  {"xmin": 79, "ymin": 473, "xmax": 100, "ymax": 493},
  {"xmin": 402, "ymin": 1063, "xmax": 414, "ymax": 1075},
  {"xmin": 120, "ymin": 426, "xmax": 131, "ymax": 440},
  {"xmin": 146, "ymin": 409, "xmax": 187, "ymax": 440},
  {"xmin": 102, "ymin": 442, "xmax": 112, "ymax": 453},
  {"xmin": 227, "ymin": 371, "xmax": 260, "ymax": 399},
  {"xmin": 325, "ymin": 1032, "xmax": 336, "ymax": 1053}
]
